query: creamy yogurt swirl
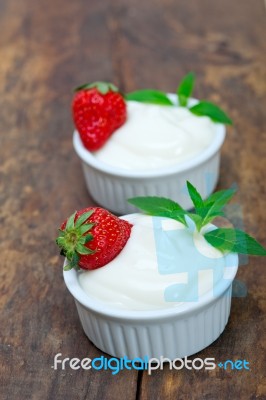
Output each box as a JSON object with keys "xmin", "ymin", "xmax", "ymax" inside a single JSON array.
[
  {"xmin": 78, "ymin": 214, "xmax": 227, "ymax": 311},
  {"xmin": 92, "ymin": 101, "xmax": 216, "ymax": 170}
]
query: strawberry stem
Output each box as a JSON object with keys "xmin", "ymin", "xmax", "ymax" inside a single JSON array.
[
  {"xmin": 56, "ymin": 210, "xmax": 95, "ymax": 270},
  {"xmin": 74, "ymin": 81, "xmax": 119, "ymax": 94}
]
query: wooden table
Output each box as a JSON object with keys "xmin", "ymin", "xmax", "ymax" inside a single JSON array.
[{"xmin": 1, "ymin": 0, "xmax": 265, "ymax": 398}]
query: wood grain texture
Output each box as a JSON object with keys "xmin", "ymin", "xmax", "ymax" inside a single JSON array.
[{"xmin": 0, "ymin": 0, "xmax": 265, "ymax": 399}]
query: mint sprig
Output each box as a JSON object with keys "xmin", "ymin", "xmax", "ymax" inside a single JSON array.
[
  {"xmin": 128, "ymin": 181, "xmax": 266, "ymax": 256},
  {"xmin": 177, "ymin": 72, "xmax": 195, "ymax": 107},
  {"xmin": 127, "ymin": 196, "xmax": 187, "ymax": 226},
  {"xmin": 186, "ymin": 181, "xmax": 205, "ymax": 217},
  {"xmin": 126, "ymin": 73, "xmax": 232, "ymax": 125},
  {"xmin": 125, "ymin": 90, "xmax": 174, "ymax": 106},
  {"xmin": 187, "ymin": 181, "xmax": 236, "ymax": 228},
  {"xmin": 189, "ymin": 101, "xmax": 233, "ymax": 125},
  {"xmin": 204, "ymin": 229, "xmax": 266, "ymax": 256}
]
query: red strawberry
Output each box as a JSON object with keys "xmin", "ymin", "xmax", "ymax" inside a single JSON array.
[
  {"xmin": 56, "ymin": 207, "xmax": 132, "ymax": 271},
  {"xmin": 72, "ymin": 81, "xmax": 127, "ymax": 151}
]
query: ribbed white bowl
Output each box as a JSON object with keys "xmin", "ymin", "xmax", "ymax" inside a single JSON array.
[
  {"xmin": 73, "ymin": 97, "xmax": 226, "ymax": 215},
  {"xmin": 63, "ymin": 252, "xmax": 238, "ymax": 360}
]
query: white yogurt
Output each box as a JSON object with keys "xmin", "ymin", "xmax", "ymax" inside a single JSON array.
[
  {"xmin": 93, "ymin": 101, "xmax": 216, "ymax": 170},
  {"xmin": 78, "ymin": 214, "xmax": 227, "ymax": 311}
]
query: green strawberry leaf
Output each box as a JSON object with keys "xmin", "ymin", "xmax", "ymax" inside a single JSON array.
[
  {"xmin": 127, "ymin": 196, "xmax": 187, "ymax": 225},
  {"xmin": 125, "ymin": 90, "xmax": 174, "ymax": 106},
  {"xmin": 63, "ymin": 263, "xmax": 73, "ymax": 271},
  {"xmin": 75, "ymin": 210, "xmax": 94, "ymax": 228},
  {"xmin": 70, "ymin": 252, "xmax": 80, "ymax": 268},
  {"xmin": 66, "ymin": 211, "xmax": 76, "ymax": 230},
  {"xmin": 76, "ymin": 243, "xmax": 95, "ymax": 255},
  {"xmin": 79, "ymin": 223, "xmax": 94, "ymax": 235},
  {"xmin": 78, "ymin": 234, "xmax": 93, "ymax": 244},
  {"xmin": 56, "ymin": 236, "xmax": 65, "ymax": 248},
  {"xmin": 177, "ymin": 72, "xmax": 195, "ymax": 107},
  {"xmin": 75, "ymin": 81, "xmax": 119, "ymax": 94},
  {"xmin": 189, "ymin": 101, "xmax": 232, "ymax": 125},
  {"xmin": 84, "ymin": 234, "xmax": 94, "ymax": 243},
  {"xmin": 204, "ymin": 228, "xmax": 266, "ymax": 255}
]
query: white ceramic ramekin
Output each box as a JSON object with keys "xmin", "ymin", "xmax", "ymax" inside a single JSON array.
[
  {"xmin": 73, "ymin": 97, "xmax": 226, "ymax": 215},
  {"xmin": 63, "ymin": 239, "xmax": 238, "ymax": 360}
]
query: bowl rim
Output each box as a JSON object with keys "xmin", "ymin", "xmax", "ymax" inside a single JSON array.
[
  {"xmin": 72, "ymin": 96, "xmax": 226, "ymax": 179},
  {"xmin": 63, "ymin": 215, "xmax": 239, "ymax": 321}
]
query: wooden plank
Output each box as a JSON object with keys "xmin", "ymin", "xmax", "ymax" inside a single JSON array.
[
  {"xmin": 124, "ymin": 0, "xmax": 265, "ymax": 398},
  {"xmin": 0, "ymin": 0, "xmax": 138, "ymax": 399}
]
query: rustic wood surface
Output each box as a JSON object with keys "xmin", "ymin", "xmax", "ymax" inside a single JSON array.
[{"xmin": 0, "ymin": 0, "xmax": 265, "ymax": 399}]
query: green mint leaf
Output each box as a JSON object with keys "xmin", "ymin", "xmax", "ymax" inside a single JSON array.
[
  {"xmin": 201, "ymin": 188, "xmax": 236, "ymax": 226},
  {"xmin": 189, "ymin": 101, "xmax": 232, "ymax": 125},
  {"xmin": 75, "ymin": 210, "xmax": 94, "ymax": 228},
  {"xmin": 127, "ymin": 196, "xmax": 187, "ymax": 225},
  {"xmin": 204, "ymin": 228, "xmax": 266, "ymax": 255},
  {"xmin": 202, "ymin": 211, "xmax": 225, "ymax": 226},
  {"xmin": 168, "ymin": 210, "xmax": 188, "ymax": 226},
  {"xmin": 125, "ymin": 90, "xmax": 174, "ymax": 106},
  {"xmin": 177, "ymin": 72, "xmax": 195, "ymax": 107},
  {"xmin": 186, "ymin": 181, "xmax": 205, "ymax": 217},
  {"xmin": 66, "ymin": 211, "xmax": 76, "ymax": 230},
  {"xmin": 187, "ymin": 213, "xmax": 203, "ymax": 231},
  {"xmin": 178, "ymin": 94, "xmax": 188, "ymax": 107},
  {"xmin": 204, "ymin": 188, "xmax": 236, "ymax": 207}
]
